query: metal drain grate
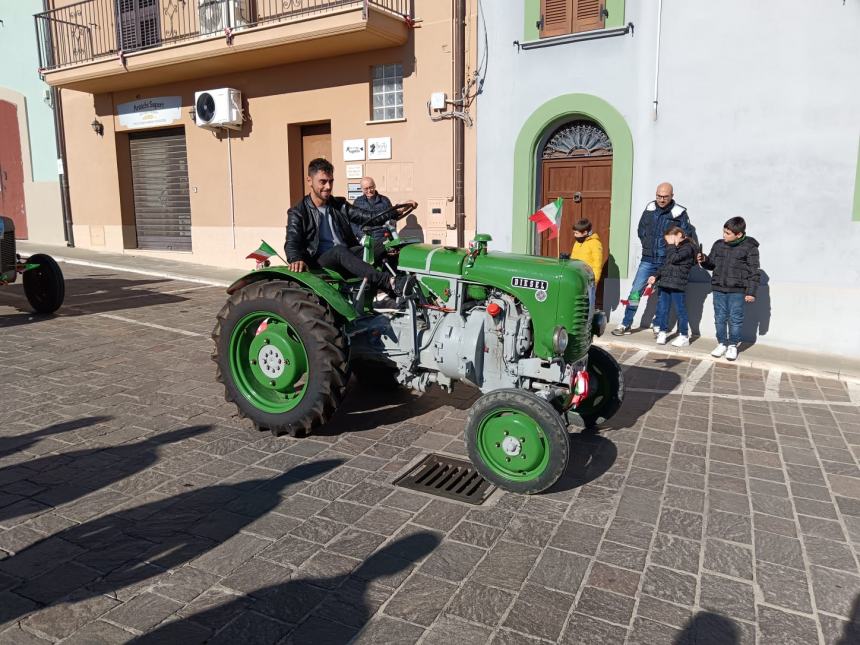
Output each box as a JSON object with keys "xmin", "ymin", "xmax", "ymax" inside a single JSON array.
[{"xmin": 394, "ymin": 454, "xmax": 495, "ymax": 505}]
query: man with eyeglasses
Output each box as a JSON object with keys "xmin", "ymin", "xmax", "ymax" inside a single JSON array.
[{"xmin": 612, "ymin": 182, "xmax": 696, "ymax": 336}]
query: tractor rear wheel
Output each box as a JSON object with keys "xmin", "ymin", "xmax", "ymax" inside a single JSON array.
[
  {"xmin": 212, "ymin": 281, "xmax": 348, "ymax": 438},
  {"xmin": 572, "ymin": 345, "xmax": 625, "ymax": 429},
  {"xmin": 465, "ymin": 389, "xmax": 569, "ymax": 494},
  {"xmin": 22, "ymin": 254, "xmax": 64, "ymax": 314}
]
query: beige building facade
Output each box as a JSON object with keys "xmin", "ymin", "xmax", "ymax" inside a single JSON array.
[{"xmin": 39, "ymin": 0, "xmax": 477, "ymax": 268}]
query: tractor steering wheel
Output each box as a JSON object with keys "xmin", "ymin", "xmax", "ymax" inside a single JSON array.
[{"xmin": 362, "ymin": 202, "xmax": 417, "ymax": 228}]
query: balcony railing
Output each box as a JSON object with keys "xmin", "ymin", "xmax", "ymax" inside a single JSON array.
[{"xmin": 35, "ymin": 0, "xmax": 414, "ymax": 71}]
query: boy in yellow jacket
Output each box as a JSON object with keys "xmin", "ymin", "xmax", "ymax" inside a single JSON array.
[{"xmin": 570, "ymin": 218, "xmax": 604, "ymax": 282}]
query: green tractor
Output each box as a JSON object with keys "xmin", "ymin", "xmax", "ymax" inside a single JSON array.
[
  {"xmin": 213, "ymin": 205, "xmax": 623, "ymax": 493},
  {"xmin": 0, "ymin": 216, "xmax": 65, "ymax": 314}
]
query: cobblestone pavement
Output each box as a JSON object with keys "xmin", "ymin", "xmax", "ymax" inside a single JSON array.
[{"xmin": 0, "ymin": 264, "xmax": 858, "ymax": 645}]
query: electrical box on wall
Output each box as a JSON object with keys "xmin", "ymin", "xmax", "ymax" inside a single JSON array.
[
  {"xmin": 430, "ymin": 92, "xmax": 447, "ymax": 111},
  {"xmin": 194, "ymin": 88, "xmax": 243, "ymax": 130}
]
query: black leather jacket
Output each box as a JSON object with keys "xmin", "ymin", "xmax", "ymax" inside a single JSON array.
[{"xmin": 285, "ymin": 195, "xmax": 379, "ymax": 263}]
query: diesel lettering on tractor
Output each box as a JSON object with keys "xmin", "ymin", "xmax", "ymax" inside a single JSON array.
[{"xmin": 511, "ymin": 277, "xmax": 548, "ymax": 291}]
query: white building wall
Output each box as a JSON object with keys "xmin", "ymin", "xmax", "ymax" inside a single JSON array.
[{"xmin": 476, "ymin": 0, "xmax": 860, "ymax": 357}]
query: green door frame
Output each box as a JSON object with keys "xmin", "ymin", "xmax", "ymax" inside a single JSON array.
[{"xmin": 512, "ymin": 93, "xmax": 633, "ymax": 278}]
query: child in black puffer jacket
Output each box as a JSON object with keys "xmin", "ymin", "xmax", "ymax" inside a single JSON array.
[
  {"xmin": 647, "ymin": 226, "xmax": 696, "ymax": 347},
  {"xmin": 698, "ymin": 216, "xmax": 760, "ymax": 361}
]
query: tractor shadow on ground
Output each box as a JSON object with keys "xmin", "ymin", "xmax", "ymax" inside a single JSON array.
[
  {"xmin": 0, "ymin": 274, "xmax": 196, "ymax": 328},
  {"xmin": 599, "ymin": 363, "xmax": 683, "ymax": 431},
  {"xmin": 546, "ymin": 430, "xmax": 618, "ymax": 494},
  {"xmin": 127, "ymin": 532, "xmax": 441, "ymax": 644},
  {"xmin": 318, "ymin": 382, "xmax": 477, "ymax": 437},
  {"xmin": 0, "ymin": 416, "xmax": 112, "ymax": 460}
]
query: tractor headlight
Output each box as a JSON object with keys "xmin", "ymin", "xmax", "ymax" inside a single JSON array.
[{"xmin": 552, "ymin": 326, "xmax": 569, "ymax": 354}]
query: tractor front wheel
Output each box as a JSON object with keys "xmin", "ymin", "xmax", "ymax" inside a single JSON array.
[
  {"xmin": 571, "ymin": 345, "xmax": 625, "ymax": 429},
  {"xmin": 465, "ymin": 389, "xmax": 569, "ymax": 494},
  {"xmin": 212, "ymin": 281, "xmax": 348, "ymax": 438},
  {"xmin": 22, "ymin": 254, "xmax": 64, "ymax": 314}
]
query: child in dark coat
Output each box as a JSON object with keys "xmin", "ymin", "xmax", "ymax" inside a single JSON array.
[
  {"xmin": 647, "ymin": 226, "xmax": 696, "ymax": 347},
  {"xmin": 698, "ymin": 216, "xmax": 761, "ymax": 361}
]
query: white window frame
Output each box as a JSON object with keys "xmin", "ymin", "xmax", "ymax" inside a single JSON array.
[{"xmin": 371, "ymin": 63, "xmax": 404, "ymax": 122}]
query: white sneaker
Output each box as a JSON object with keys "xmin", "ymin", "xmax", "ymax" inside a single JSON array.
[
  {"xmin": 725, "ymin": 345, "xmax": 738, "ymax": 361},
  {"xmin": 671, "ymin": 335, "xmax": 690, "ymax": 347},
  {"xmin": 651, "ymin": 324, "xmax": 660, "ymax": 337},
  {"xmin": 656, "ymin": 331, "xmax": 668, "ymax": 345},
  {"xmin": 711, "ymin": 344, "xmax": 727, "ymax": 358}
]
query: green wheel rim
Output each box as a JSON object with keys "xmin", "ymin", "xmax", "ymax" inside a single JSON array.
[
  {"xmin": 476, "ymin": 408, "xmax": 550, "ymax": 482},
  {"xmin": 229, "ymin": 312, "xmax": 309, "ymax": 414}
]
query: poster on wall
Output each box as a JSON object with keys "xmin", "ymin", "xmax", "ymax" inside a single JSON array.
[
  {"xmin": 346, "ymin": 164, "xmax": 363, "ymax": 179},
  {"xmin": 117, "ymin": 96, "xmax": 182, "ymax": 129},
  {"xmin": 343, "ymin": 139, "xmax": 366, "ymax": 161},
  {"xmin": 348, "ymin": 191, "xmax": 363, "ymax": 201},
  {"xmin": 367, "ymin": 137, "xmax": 392, "ymax": 160}
]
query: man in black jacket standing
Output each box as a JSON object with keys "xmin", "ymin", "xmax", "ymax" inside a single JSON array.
[
  {"xmin": 285, "ymin": 158, "xmax": 415, "ymax": 295},
  {"xmin": 612, "ymin": 182, "xmax": 696, "ymax": 336}
]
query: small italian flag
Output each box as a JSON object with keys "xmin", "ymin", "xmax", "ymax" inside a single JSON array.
[
  {"xmin": 620, "ymin": 285, "xmax": 654, "ymax": 307},
  {"xmin": 246, "ymin": 240, "xmax": 278, "ymax": 267},
  {"xmin": 529, "ymin": 197, "xmax": 564, "ymax": 239}
]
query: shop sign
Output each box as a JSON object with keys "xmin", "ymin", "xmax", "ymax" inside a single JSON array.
[
  {"xmin": 367, "ymin": 136, "xmax": 392, "ymax": 160},
  {"xmin": 118, "ymin": 96, "xmax": 182, "ymax": 129},
  {"xmin": 343, "ymin": 139, "xmax": 366, "ymax": 161}
]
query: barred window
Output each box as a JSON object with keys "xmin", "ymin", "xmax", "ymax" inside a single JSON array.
[{"xmin": 371, "ymin": 64, "xmax": 403, "ymax": 121}]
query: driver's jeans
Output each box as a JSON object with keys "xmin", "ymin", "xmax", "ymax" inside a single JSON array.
[{"xmin": 313, "ymin": 243, "xmax": 390, "ymax": 291}]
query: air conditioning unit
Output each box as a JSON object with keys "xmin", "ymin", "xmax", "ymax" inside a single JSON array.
[
  {"xmin": 194, "ymin": 88, "xmax": 243, "ymax": 130},
  {"xmin": 199, "ymin": 0, "xmax": 251, "ymax": 35}
]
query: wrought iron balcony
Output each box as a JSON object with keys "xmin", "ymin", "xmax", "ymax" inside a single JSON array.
[{"xmin": 35, "ymin": 0, "xmax": 414, "ymax": 72}]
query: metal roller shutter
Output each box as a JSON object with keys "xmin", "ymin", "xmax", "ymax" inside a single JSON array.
[{"xmin": 129, "ymin": 128, "xmax": 192, "ymax": 251}]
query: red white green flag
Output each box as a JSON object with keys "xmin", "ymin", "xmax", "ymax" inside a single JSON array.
[
  {"xmin": 529, "ymin": 197, "xmax": 563, "ymax": 239},
  {"xmin": 246, "ymin": 240, "xmax": 278, "ymax": 266}
]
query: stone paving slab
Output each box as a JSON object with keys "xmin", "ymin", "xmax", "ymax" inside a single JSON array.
[{"xmin": 0, "ymin": 265, "xmax": 858, "ymax": 644}]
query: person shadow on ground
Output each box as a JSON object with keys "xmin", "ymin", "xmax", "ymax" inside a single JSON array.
[
  {"xmin": 673, "ymin": 611, "xmax": 740, "ymax": 645},
  {"xmin": 130, "ymin": 532, "xmax": 441, "ymax": 644},
  {"xmin": 0, "ymin": 416, "xmax": 111, "ymax": 460},
  {"xmin": 0, "ymin": 459, "xmax": 344, "ymax": 626},
  {"xmin": 0, "ymin": 424, "xmax": 211, "ymax": 524},
  {"xmin": 740, "ymin": 269, "xmax": 771, "ymax": 349}
]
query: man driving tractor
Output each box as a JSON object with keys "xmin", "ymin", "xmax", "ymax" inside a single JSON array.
[{"xmin": 284, "ymin": 158, "xmax": 417, "ymax": 299}]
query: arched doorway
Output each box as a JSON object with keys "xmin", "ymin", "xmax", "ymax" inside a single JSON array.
[{"xmin": 537, "ymin": 120, "xmax": 612, "ymax": 269}]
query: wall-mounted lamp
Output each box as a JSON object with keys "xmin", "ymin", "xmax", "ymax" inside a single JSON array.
[{"xmin": 91, "ymin": 118, "xmax": 104, "ymax": 136}]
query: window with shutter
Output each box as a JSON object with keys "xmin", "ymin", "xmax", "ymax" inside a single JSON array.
[
  {"xmin": 540, "ymin": 0, "xmax": 572, "ymax": 38},
  {"xmin": 540, "ymin": 0, "xmax": 606, "ymax": 39}
]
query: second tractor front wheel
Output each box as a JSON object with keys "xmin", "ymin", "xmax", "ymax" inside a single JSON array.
[
  {"xmin": 22, "ymin": 254, "xmax": 64, "ymax": 314},
  {"xmin": 465, "ymin": 389, "xmax": 570, "ymax": 494}
]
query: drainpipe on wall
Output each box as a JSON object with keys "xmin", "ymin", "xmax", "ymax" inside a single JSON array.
[
  {"xmin": 453, "ymin": 0, "xmax": 466, "ymax": 247},
  {"xmin": 53, "ymin": 87, "xmax": 74, "ymax": 247},
  {"xmin": 43, "ymin": 0, "xmax": 74, "ymax": 246},
  {"xmin": 652, "ymin": 0, "xmax": 663, "ymax": 121}
]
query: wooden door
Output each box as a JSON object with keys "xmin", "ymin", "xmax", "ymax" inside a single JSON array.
[
  {"xmin": 301, "ymin": 123, "xmax": 332, "ymax": 177},
  {"xmin": 539, "ymin": 157, "xmax": 611, "ymax": 283},
  {"xmin": 0, "ymin": 101, "xmax": 28, "ymax": 239}
]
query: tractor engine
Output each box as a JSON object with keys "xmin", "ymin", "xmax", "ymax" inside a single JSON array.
[{"xmin": 380, "ymin": 291, "xmax": 533, "ymax": 392}]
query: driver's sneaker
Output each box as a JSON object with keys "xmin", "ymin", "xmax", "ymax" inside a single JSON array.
[
  {"xmin": 651, "ymin": 324, "xmax": 661, "ymax": 337},
  {"xmin": 671, "ymin": 335, "xmax": 690, "ymax": 347},
  {"xmin": 656, "ymin": 331, "xmax": 668, "ymax": 345},
  {"xmin": 711, "ymin": 343, "xmax": 727, "ymax": 358},
  {"xmin": 373, "ymin": 295, "xmax": 401, "ymax": 312},
  {"xmin": 725, "ymin": 345, "xmax": 739, "ymax": 361},
  {"xmin": 611, "ymin": 325, "xmax": 631, "ymax": 336}
]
